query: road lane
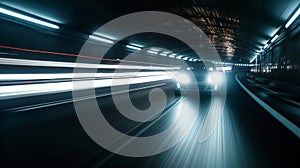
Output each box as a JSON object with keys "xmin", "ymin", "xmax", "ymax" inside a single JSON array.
[{"xmin": 1, "ymin": 73, "xmax": 299, "ymax": 167}]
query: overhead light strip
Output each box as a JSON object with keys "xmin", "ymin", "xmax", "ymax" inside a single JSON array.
[
  {"xmin": 263, "ymin": 43, "xmax": 269, "ymax": 49},
  {"xmin": 169, "ymin": 54, "xmax": 176, "ymax": 58},
  {"xmin": 285, "ymin": 7, "xmax": 300, "ymax": 28},
  {"xmin": 126, "ymin": 45, "xmax": 141, "ymax": 51},
  {"xmin": 147, "ymin": 50, "xmax": 158, "ymax": 54},
  {"xmin": 250, "ymin": 55, "xmax": 257, "ymax": 63},
  {"xmin": 0, "ymin": 7, "xmax": 59, "ymax": 29},
  {"xmin": 89, "ymin": 35, "xmax": 114, "ymax": 44},
  {"xmin": 129, "ymin": 43, "xmax": 143, "ymax": 48},
  {"xmin": 270, "ymin": 34, "xmax": 279, "ymax": 43}
]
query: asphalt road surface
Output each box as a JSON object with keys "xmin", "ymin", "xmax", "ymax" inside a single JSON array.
[{"xmin": 1, "ymin": 73, "xmax": 299, "ymax": 168}]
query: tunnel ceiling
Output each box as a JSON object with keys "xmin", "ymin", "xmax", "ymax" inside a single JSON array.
[{"xmin": 0, "ymin": 0, "xmax": 298, "ymax": 63}]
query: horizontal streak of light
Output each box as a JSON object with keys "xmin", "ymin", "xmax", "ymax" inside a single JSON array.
[
  {"xmin": 169, "ymin": 54, "xmax": 176, "ymax": 58},
  {"xmin": 89, "ymin": 35, "xmax": 114, "ymax": 44},
  {"xmin": 0, "ymin": 57, "xmax": 180, "ymax": 70},
  {"xmin": 0, "ymin": 7, "xmax": 59, "ymax": 29},
  {"xmin": 0, "ymin": 46, "xmax": 175, "ymax": 68},
  {"xmin": 126, "ymin": 45, "xmax": 141, "ymax": 51},
  {"xmin": 0, "ymin": 71, "xmax": 173, "ymax": 81},
  {"xmin": 150, "ymin": 48, "xmax": 160, "ymax": 52},
  {"xmin": 147, "ymin": 50, "xmax": 158, "ymax": 54},
  {"xmin": 176, "ymin": 56, "xmax": 182, "ymax": 59},
  {"xmin": 0, "ymin": 75, "xmax": 173, "ymax": 100},
  {"xmin": 5, "ymin": 83, "xmax": 167, "ymax": 113},
  {"xmin": 129, "ymin": 43, "xmax": 143, "ymax": 48}
]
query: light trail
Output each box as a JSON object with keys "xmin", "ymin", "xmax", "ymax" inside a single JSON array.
[
  {"xmin": 0, "ymin": 75, "xmax": 173, "ymax": 100},
  {"xmin": 0, "ymin": 71, "xmax": 174, "ymax": 81},
  {"xmin": 0, "ymin": 45, "xmax": 178, "ymax": 67},
  {"xmin": 0, "ymin": 57, "xmax": 180, "ymax": 70}
]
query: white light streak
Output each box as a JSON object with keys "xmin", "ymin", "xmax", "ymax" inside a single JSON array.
[
  {"xmin": 270, "ymin": 34, "xmax": 279, "ymax": 43},
  {"xmin": 0, "ymin": 7, "xmax": 59, "ymax": 29},
  {"xmin": 147, "ymin": 50, "xmax": 158, "ymax": 54},
  {"xmin": 126, "ymin": 45, "xmax": 141, "ymax": 51},
  {"xmin": 0, "ymin": 58, "xmax": 179, "ymax": 70},
  {"xmin": 285, "ymin": 7, "xmax": 300, "ymax": 28},
  {"xmin": 0, "ymin": 75, "xmax": 173, "ymax": 100},
  {"xmin": 89, "ymin": 35, "xmax": 114, "ymax": 44}
]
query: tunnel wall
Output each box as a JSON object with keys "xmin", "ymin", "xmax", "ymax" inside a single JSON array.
[
  {"xmin": 0, "ymin": 18, "xmax": 86, "ymax": 56},
  {"xmin": 0, "ymin": 18, "xmax": 182, "ymax": 66},
  {"xmin": 260, "ymin": 22, "xmax": 300, "ymax": 85}
]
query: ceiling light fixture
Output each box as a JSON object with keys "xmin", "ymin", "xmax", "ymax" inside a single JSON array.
[
  {"xmin": 169, "ymin": 54, "xmax": 176, "ymax": 58},
  {"xmin": 285, "ymin": 7, "xmax": 300, "ymax": 28},
  {"xmin": 0, "ymin": 7, "xmax": 59, "ymax": 29},
  {"xmin": 270, "ymin": 34, "xmax": 279, "ymax": 43},
  {"xmin": 89, "ymin": 35, "xmax": 114, "ymax": 44},
  {"xmin": 147, "ymin": 50, "xmax": 158, "ymax": 54},
  {"xmin": 250, "ymin": 55, "xmax": 257, "ymax": 63},
  {"xmin": 126, "ymin": 45, "xmax": 141, "ymax": 51}
]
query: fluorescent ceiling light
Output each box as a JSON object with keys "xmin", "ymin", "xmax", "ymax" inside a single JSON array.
[
  {"xmin": 250, "ymin": 55, "xmax": 257, "ymax": 63},
  {"xmin": 0, "ymin": 7, "xmax": 59, "ymax": 29},
  {"xmin": 160, "ymin": 53, "xmax": 167, "ymax": 56},
  {"xmin": 169, "ymin": 54, "xmax": 176, "ymax": 58},
  {"xmin": 89, "ymin": 35, "xmax": 114, "ymax": 44},
  {"xmin": 271, "ymin": 34, "xmax": 279, "ymax": 43},
  {"xmin": 285, "ymin": 7, "xmax": 300, "ymax": 28},
  {"xmin": 150, "ymin": 48, "xmax": 159, "ymax": 52},
  {"xmin": 176, "ymin": 56, "xmax": 182, "ymax": 59},
  {"xmin": 129, "ymin": 43, "xmax": 143, "ymax": 48},
  {"xmin": 183, "ymin": 57, "xmax": 188, "ymax": 61},
  {"xmin": 147, "ymin": 50, "xmax": 158, "ymax": 54},
  {"xmin": 126, "ymin": 45, "xmax": 141, "ymax": 51},
  {"xmin": 263, "ymin": 43, "xmax": 269, "ymax": 49}
]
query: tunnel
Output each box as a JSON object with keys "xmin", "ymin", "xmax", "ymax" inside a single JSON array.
[{"xmin": 0, "ymin": 0, "xmax": 300, "ymax": 167}]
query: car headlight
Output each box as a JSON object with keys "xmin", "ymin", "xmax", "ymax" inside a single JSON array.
[
  {"xmin": 176, "ymin": 82, "xmax": 181, "ymax": 88},
  {"xmin": 207, "ymin": 72, "xmax": 225, "ymax": 85}
]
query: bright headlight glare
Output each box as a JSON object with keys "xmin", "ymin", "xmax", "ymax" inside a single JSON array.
[{"xmin": 207, "ymin": 72, "xmax": 224, "ymax": 84}]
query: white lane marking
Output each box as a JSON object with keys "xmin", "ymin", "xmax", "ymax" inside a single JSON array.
[{"xmin": 235, "ymin": 74, "xmax": 300, "ymax": 138}]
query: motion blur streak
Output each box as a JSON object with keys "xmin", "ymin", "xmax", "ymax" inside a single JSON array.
[
  {"xmin": 0, "ymin": 75, "xmax": 173, "ymax": 100},
  {"xmin": 0, "ymin": 45, "xmax": 177, "ymax": 67},
  {"xmin": 146, "ymin": 96, "xmax": 247, "ymax": 168},
  {"xmin": 0, "ymin": 72, "xmax": 172, "ymax": 80},
  {"xmin": 0, "ymin": 57, "xmax": 179, "ymax": 70}
]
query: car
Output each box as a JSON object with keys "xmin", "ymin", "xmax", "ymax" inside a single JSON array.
[{"xmin": 173, "ymin": 61, "xmax": 226, "ymax": 96}]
